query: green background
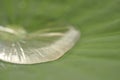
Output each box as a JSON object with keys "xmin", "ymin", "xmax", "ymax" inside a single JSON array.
[{"xmin": 0, "ymin": 0, "xmax": 120, "ymax": 80}]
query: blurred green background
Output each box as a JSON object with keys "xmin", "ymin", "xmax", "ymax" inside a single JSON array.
[{"xmin": 0, "ymin": 0, "xmax": 120, "ymax": 80}]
